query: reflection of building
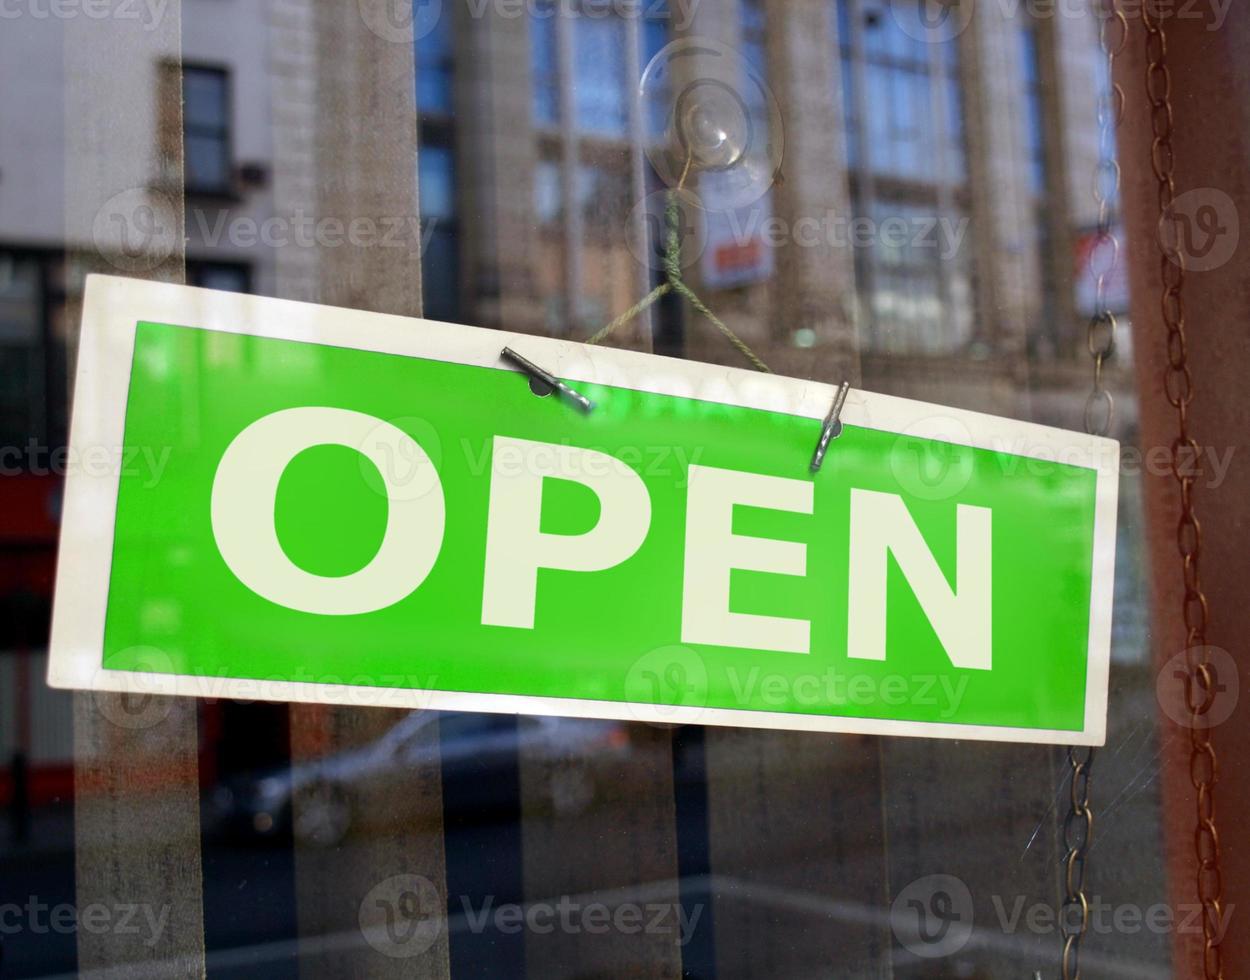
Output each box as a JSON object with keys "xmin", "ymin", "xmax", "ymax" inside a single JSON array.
[
  {"xmin": 0, "ymin": 7, "xmax": 1170, "ymax": 977},
  {"xmin": 0, "ymin": 0, "xmax": 1149, "ymax": 805},
  {"xmin": 0, "ymin": 0, "xmax": 1138, "ymax": 453},
  {"xmin": 409, "ymin": 0, "xmax": 1147, "ymax": 664},
  {"xmin": 402, "ymin": 0, "xmax": 1139, "ymax": 440},
  {"xmin": 0, "ymin": 0, "xmax": 292, "ymax": 805}
]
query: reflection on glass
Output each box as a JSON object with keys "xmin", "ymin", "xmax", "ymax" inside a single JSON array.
[
  {"xmin": 417, "ymin": 5, "xmax": 455, "ymax": 116},
  {"xmin": 531, "ymin": 4, "xmax": 560, "ymax": 127},
  {"xmin": 183, "ymin": 65, "xmax": 231, "ymax": 194},
  {"xmin": 573, "ymin": 14, "xmax": 627, "ymax": 135},
  {"xmin": 0, "ymin": 2, "xmax": 1182, "ymax": 977},
  {"xmin": 535, "ymin": 158, "xmax": 562, "ymax": 229}
]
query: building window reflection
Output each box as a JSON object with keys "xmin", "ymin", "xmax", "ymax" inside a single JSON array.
[
  {"xmin": 641, "ymin": 6, "xmax": 669, "ymax": 134},
  {"xmin": 836, "ymin": 0, "xmax": 974, "ymax": 354},
  {"xmin": 417, "ymin": 144, "xmax": 460, "ymax": 322},
  {"xmin": 534, "ymin": 159, "xmax": 563, "ymax": 230},
  {"xmin": 531, "ymin": 2, "xmax": 560, "ymax": 128},
  {"xmin": 0, "ymin": 252, "xmax": 63, "ymax": 453},
  {"xmin": 1018, "ymin": 17, "xmax": 1058, "ymax": 350},
  {"xmin": 416, "ymin": 8, "xmax": 460, "ymax": 322},
  {"xmin": 741, "ymin": 0, "xmax": 768, "ymax": 126},
  {"xmin": 187, "ymin": 260, "xmax": 251, "ymax": 294},
  {"xmin": 1019, "ymin": 22, "xmax": 1047, "ymax": 197},
  {"xmin": 417, "ymin": 6, "xmax": 456, "ymax": 116},
  {"xmin": 526, "ymin": 2, "xmax": 668, "ymax": 334},
  {"xmin": 573, "ymin": 10, "xmax": 629, "ymax": 135},
  {"xmin": 576, "ymin": 162, "xmax": 630, "ymax": 237},
  {"xmin": 183, "ymin": 65, "xmax": 233, "ymax": 196}
]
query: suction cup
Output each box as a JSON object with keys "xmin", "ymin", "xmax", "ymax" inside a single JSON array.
[{"xmin": 640, "ymin": 38, "xmax": 783, "ymax": 211}]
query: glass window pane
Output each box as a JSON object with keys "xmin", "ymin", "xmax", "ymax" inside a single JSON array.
[
  {"xmin": 421, "ymin": 225, "xmax": 460, "ymax": 321},
  {"xmin": 1019, "ymin": 24, "xmax": 1046, "ymax": 195},
  {"xmin": 575, "ymin": 162, "xmax": 628, "ymax": 230},
  {"xmin": 186, "ymin": 133, "xmax": 231, "ymax": 191},
  {"xmin": 418, "ymin": 144, "xmax": 456, "ymax": 221},
  {"xmin": 531, "ymin": 9, "xmax": 560, "ymax": 126},
  {"xmin": 642, "ymin": 15, "xmax": 669, "ymax": 135},
  {"xmin": 416, "ymin": 11, "xmax": 454, "ymax": 115},
  {"xmin": 841, "ymin": 57, "xmax": 858, "ymax": 167},
  {"xmin": 0, "ymin": 254, "xmax": 43, "ymax": 447},
  {"xmin": 183, "ymin": 68, "xmax": 226, "ymax": 129},
  {"xmin": 573, "ymin": 15, "xmax": 627, "ymax": 135},
  {"xmin": 6, "ymin": 6, "xmax": 1203, "ymax": 979},
  {"xmin": 188, "ymin": 262, "xmax": 249, "ymax": 293},
  {"xmin": 642, "ymin": 10, "xmax": 668, "ymax": 65},
  {"xmin": 534, "ymin": 159, "xmax": 562, "ymax": 228},
  {"xmin": 946, "ymin": 75, "xmax": 966, "ymax": 179}
]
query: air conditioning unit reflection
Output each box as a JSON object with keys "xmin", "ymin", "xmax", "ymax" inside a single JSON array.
[{"xmin": 235, "ymin": 161, "xmax": 269, "ymax": 192}]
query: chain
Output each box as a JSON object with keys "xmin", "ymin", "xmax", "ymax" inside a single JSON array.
[
  {"xmin": 1083, "ymin": 1, "xmax": 1126, "ymax": 438},
  {"xmin": 1059, "ymin": 6, "xmax": 1125, "ymax": 979},
  {"xmin": 1060, "ymin": 747, "xmax": 1096, "ymax": 980},
  {"xmin": 1143, "ymin": 3, "xmax": 1225, "ymax": 977}
]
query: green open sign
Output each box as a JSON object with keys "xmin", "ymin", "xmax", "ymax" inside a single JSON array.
[{"xmin": 49, "ymin": 276, "xmax": 1118, "ymax": 744}]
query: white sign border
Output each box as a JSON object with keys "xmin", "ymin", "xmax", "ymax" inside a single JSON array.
[{"xmin": 48, "ymin": 275, "xmax": 1118, "ymax": 746}]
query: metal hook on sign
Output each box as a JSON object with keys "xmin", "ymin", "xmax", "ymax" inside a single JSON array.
[
  {"xmin": 810, "ymin": 381, "xmax": 851, "ymax": 473},
  {"xmin": 500, "ymin": 347, "xmax": 594, "ymax": 413}
]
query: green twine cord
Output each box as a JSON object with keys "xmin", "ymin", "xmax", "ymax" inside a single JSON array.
[
  {"xmin": 586, "ymin": 190, "xmax": 772, "ymax": 375},
  {"xmin": 584, "ymin": 283, "xmax": 671, "ymax": 347}
]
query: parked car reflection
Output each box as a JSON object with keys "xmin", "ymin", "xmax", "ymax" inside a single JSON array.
[{"xmin": 209, "ymin": 710, "xmax": 631, "ymax": 847}]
